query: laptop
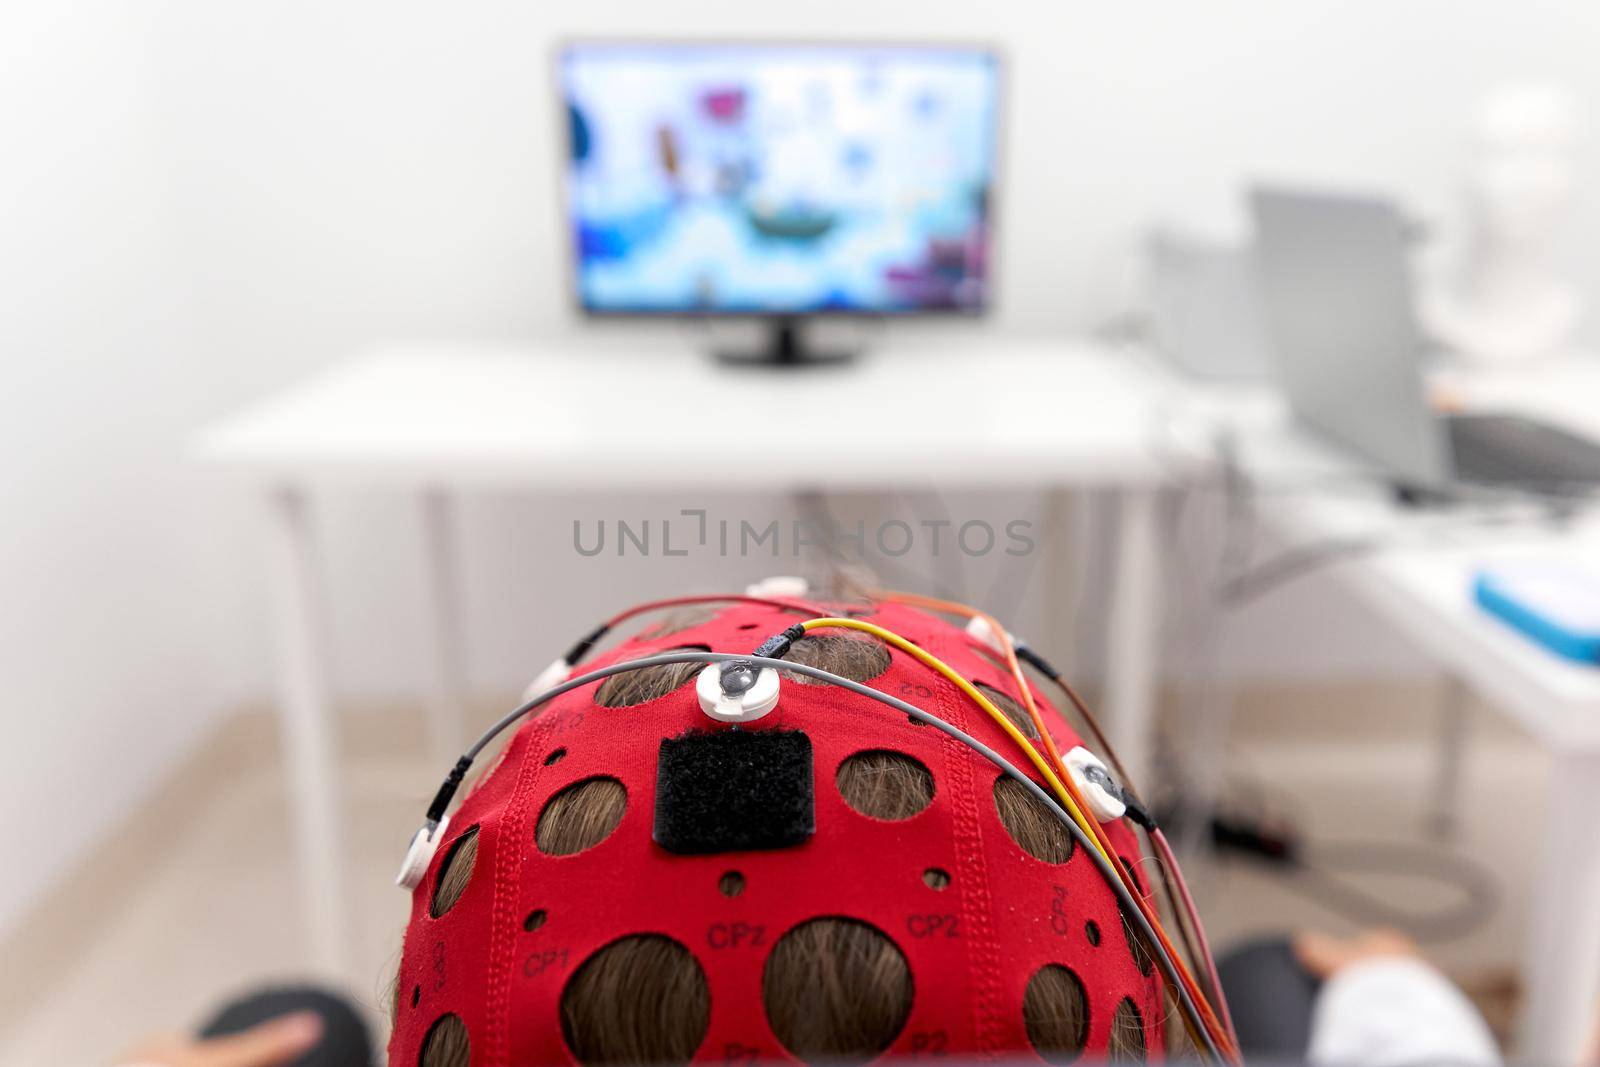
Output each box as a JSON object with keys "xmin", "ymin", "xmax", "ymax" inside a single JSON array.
[{"xmin": 1249, "ymin": 185, "xmax": 1600, "ymax": 495}]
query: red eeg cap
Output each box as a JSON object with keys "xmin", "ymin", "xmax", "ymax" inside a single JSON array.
[{"xmin": 390, "ymin": 600, "xmax": 1166, "ymax": 1065}]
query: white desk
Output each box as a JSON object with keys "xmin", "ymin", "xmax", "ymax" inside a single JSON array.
[
  {"xmin": 1208, "ymin": 362, "xmax": 1600, "ymax": 1066},
  {"xmin": 193, "ymin": 336, "xmax": 1177, "ymax": 977}
]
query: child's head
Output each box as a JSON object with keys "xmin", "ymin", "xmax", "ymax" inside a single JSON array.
[{"xmin": 391, "ymin": 598, "xmax": 1168, "ymax": 1066}]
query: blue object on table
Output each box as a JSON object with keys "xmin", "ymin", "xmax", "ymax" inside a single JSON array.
[{"xmin": 1474, "ymin": 564, "xmax": 1600, "ymax": 665}]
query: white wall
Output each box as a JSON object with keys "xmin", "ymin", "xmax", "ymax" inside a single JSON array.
[
  {"xmin": 6, "ymin": 0, "xmax": 1600, "ymax": 932},
  {"xmin": 146, "ymin": 0, "xmax": 1600, "ymax": 686},
  {"xmin": 0, "ymin": 6, "xmax": 260, "ymax": 932},
  {"xmin": 147, "ymin": 1, "xmax": 1600, "ymax": 344}
]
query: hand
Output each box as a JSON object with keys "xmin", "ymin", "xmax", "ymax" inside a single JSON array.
[
  {"xmin": 115, "ymin": 1011, "xmax": 322, "ymax": 1067},
  {"xmin": 1292, "ymin": 928, "xmax": 1418, "ymax": 980}
]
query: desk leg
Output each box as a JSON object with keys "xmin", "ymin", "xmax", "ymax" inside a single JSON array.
[
  {"xmin": 1518, "ymin": 751, "xmax": 1600, "ymax": 1065},
  {"xmin": 1426, "ymin": 676, "xmax": 1471, "ymax": 840},
  {"xmin": 419, "ymin": 491, "xmax": 467, "ymax": 768},
  {"xmin": 268, "ymin": 487, "xmax": 346, "ymax": 978},
  {"xmin": 1103, "ymin": 487, "xmax": 1161, "ymax": 781},
  {"xmin": 1042, "ymin": 487, "xmax": 1079, "ymax": 669}
]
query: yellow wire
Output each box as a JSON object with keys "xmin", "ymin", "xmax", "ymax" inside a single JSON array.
[
  {"xmin": 810, "ymin": 613, "xmax": 1228, "ymax": 1060},
  {"xmin": 799, "ymin": 614, "xmax": 1233, "ymax": 1060},
  {"xmin": 797, "ymin": 617, "xmax": 1114, "ymax": 869}
]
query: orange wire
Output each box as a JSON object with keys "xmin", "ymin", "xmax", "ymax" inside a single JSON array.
[
  {"xmin": 875, "ymin": 589, "xmax": 1239, "ymax": 1062},
  {"xmin": 1154, "ymin": 827, "xmax": 1237, "ymax": 1043},
  {"xmin": 607, "ymin": 588, "xmax": 1236, "ymax": 1058}
]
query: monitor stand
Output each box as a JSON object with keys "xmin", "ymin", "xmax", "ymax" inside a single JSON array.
[{"xmin": 712, "ymin": 317, "xmax": 858, "ymax": 369}]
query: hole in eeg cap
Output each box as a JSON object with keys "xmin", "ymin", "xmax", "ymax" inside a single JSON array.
[
  {"xmin": 764, "ymin": 917, "xmax": 912, "ymax": 1064},
  {"xmin": 537, "ymin": 777, "xmax": 627, "ymax": 857},
  {"xmin": 561, "ymin": 935, "xmax": 710, "ymax": 1067},
  {"xmin": 1023, "ymin": 964, "xmax": 1089, "ymax": 1062},
  {"xmin": 595, "ymin": 646, "xmax": 709, "ymax": 708},
  {"xmin": 419, "ymin": 1012, "xmax": 470, "ymax": 1067},
  {"xmin": 994, "ymin": 776, "xmax": 1075, "ymax": 865},
  {"xmin": 1111, "ymin": 997, "xmax": 1147, "ymax": 1061},
  {"xmin": 429, "ymin": 825, "xmax": 479, "ymax": 918},
  {"xmin": 779, "ymin": 633, "xmax": 891, "ymax": 686},
  {"xmin": 654, "ymin": 729, "xmax": 814, "ymax": 855},
  {"xmin": 837, "ymin": 750, "xmax": 933, "ymax": 821},
  {"xmin": 976, "ymin": 681, "xmax": 1038, "ymax": 740}
]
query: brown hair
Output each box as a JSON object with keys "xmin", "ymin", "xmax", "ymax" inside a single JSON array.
[
  {"xmin": 1024, "ymin": 964, "xmax": 1089, "ymax": 1062},
  {"xmin": 418, "ymin": 1013, "xmax": 470, "ymax": 1065},
  {"xmin": 1110, "ymin": 997, "xmax": 1148, "ymax": 1060},
  {"xmin": 561, "ymin": 935, "xmax": 711, "ymax": 1065},
  {"xmin": 535, "ymin": 777, "xmax": 627, "ymax": 856},
  {"xmin": 976, "ymin": 681, "xmax": 1038, "ymax": 739},
  {"xmin": 764, "ymin": 917, "xmax": 914, "ymax": 1064},
  {"xmin": 780, "ymin": 632, "xmax": 891, "ymax": 686},
  {"xmin": 429, "ymin": 827, "xmax": 477, "ymax": 918},
  {"xmin": 836, "ymin": 750, "xmax": 934, "ymax": 820},
  {"xmin": 994, "ymin": 775, "xmax": 1075, "ymax": 864},
  {"xmin": 589, "ymin": 606, "xmax": 721, "ymax": 707},
  {"xmin": 593, "ymin": 651, "xmax": 706, "ymax": 708},
  {"xmin": 415, "ymin": 626, "xmax": 1112, "ymax": 1066}
]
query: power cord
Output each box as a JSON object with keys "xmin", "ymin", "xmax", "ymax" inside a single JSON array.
[
  {"xmin": 1163, "ymin": 793, "xmax": 1498, "ymax": 944},
  {"xmin": 1205, "ymin": 426, "xmax": 1591, "ymax": 608}
]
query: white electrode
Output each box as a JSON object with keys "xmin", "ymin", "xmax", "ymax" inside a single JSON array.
[
  {"xmin": 396, "ymin": 815, "xmax": 452, "ymax": 890},
  {"xmin": 745, "ymin": 575, "xmax": 810, "ymax": 599},
  {"xmin": 1064, "ymin": 746, "xmax": 1127, "ymax": 822},
  {"xmin": 696, "ymin": 662, "xmax": 781, "ymax": 723},
  {"xmin": 521, "ymin": 658, "xmax": 572, "ymax": 704}
]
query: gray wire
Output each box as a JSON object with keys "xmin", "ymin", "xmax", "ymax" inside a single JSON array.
[
  {"xmin": 457, "ymin": 651, "xmax": 1223, "ymax": 1060},
  {"xmin": 1206, "ymin": 424, "xmax": 1588, "ymax": 609}
]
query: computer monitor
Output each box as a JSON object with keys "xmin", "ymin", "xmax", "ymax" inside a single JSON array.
[{"xmin": 558, "ymin": 41, "xmax": 1001, "ymax": 362}]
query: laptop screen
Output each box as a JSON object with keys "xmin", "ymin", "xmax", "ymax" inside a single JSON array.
[{"xmin": 1250, "ymin": 186, "xmax": 1451, "ymax": 485}]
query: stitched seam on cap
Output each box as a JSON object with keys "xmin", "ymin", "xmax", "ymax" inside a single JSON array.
[
  {"xmin": 485, "ymin": 715, "xmax": 556, "ymax": 1065},
  {"xmin": 939, "ymin": 680, "xmax": 1007, "ymax": 1054}
]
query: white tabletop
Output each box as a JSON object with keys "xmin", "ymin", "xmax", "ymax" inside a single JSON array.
[
  {"xmin": 1205, "ymin": 360, "xmax": 1600, "ymax": 749},
  {"xmin": 193, "ymin": 337, "xmax": 1170, "ymax": 490}
]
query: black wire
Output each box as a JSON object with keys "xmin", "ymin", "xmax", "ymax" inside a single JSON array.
[
  {"xmin": 1215, "ymin": 502, "xmax": 1581, "ymax": 607},
  {"xmin": 561, "ymin": 623, "xmax": 612, "ymax": 666},
  {"xmin": 1215, "ymin": 535, "xmax": 1385, "ymax": 605},
  {"xmin": 1208, "ymin": 427, "xmax": 1590, "ymax": 608},
  {"xmin": 1284, "ymin": 840, "xmax": 1498, "ymax": 943},
  {"xmin": 1011, "ymin": 643, "xmax": 1222, "ymax": 1030}
]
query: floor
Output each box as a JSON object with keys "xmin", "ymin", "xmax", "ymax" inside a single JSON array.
[
  {"xmin": 0, "ymin": 682, "xmax": 1548, "ymax": 1065},
  {"xmin": 1191, "ymin": 682, "xmax": 1543, "ymax": 1041}
]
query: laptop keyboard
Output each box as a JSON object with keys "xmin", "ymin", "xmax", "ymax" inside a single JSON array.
[{"xmin": 1448, "ymin": 413, "xmax": 1600, "ymax": 490}]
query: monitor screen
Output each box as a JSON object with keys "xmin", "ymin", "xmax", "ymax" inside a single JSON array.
[{"xmin": 559, "ymin": 42, "xmax": 1000, "ymax": 316}]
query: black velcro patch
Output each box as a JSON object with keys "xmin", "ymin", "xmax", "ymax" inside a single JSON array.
[{"xmin": 653, "ymin": 729, "xmax": 815, "ymax": 855}]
